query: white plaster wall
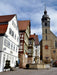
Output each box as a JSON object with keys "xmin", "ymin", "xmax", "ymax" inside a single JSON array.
[
  {"xmin": 32, "ymin": 42, "xmax": 35, "ymax": 63},
  {"xmin": 0, "ymin": 37, "xmax": 3, "ymax": 51},
  {"xmin": 0, "ymin": 37, "xmax": 4, "ymax": 72},
  {"xmin": 3, "ymin": 37, "xmax": 18, "ymax": 57},
  {"xmin": 6, "ymin": 15, "xmax": 20, "ymax": 46},
  {"xmin": 0, "ymin": 52, "xmax": 2, "ymax": 72},
  {"xmin": 37, "ymin": 45, "xmax": 40, "ymax": 57},
  {"xmin": 4, "ymin": 15, "xmax": 19, "ymax": 57},
  {"xmin": 34, "ymin": 45, "xmax": 40, "ymax": 57},
  {"xmin": 32, "ymin": 45, "xmax": 40, "ymax": 63},
  {"xmin": 0, "ymin": 15, "xmax": 20, "ymax": 72}
]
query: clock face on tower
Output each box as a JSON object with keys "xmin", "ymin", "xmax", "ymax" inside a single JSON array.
[{"xmin": 45, "ymin": 45, "xmax": 48, "ymax": 49}]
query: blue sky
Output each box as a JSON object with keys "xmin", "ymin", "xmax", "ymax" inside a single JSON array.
[{"xmin": 0, "ymin": 0, "xmax": 57, "ymax": 41}]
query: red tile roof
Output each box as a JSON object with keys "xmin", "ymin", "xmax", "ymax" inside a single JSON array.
[
  {"xmin": 18, "ymin": 20, "xmax": 30, "ymax": 31},
  {"xmin": 29, "ymin": 34, "xmax": 39, "ymax": 45},
  {"xmin": 29, "ymin": 35, "xmax": 35, "ymax": 39},
  {"xmin": 0, "ymin": 24, "xmax": 8, "ymax": 34},
  {"xmin": 35, "ymin": 35, "xmax": 39, "ymax": 45},
  {"xmin": 0, "ymin": 14, "xmax": 15, "ymax": 22},
  {"xmin": 0, "ymin": 14, "xmax": 15, "ymax": 34}
]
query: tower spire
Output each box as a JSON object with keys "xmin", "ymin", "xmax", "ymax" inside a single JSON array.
[
  {"xmin": 44, "ymin": 2, "xmax": 47, "ymax": 14},
  {"xmin": 45, "ymin": 2, "xmax": 46, "ymax": 11}
]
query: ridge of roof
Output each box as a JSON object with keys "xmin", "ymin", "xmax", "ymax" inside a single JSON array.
[{"xmin": 0, "ymin": 14, "xmax": 16, "ymax": 23}]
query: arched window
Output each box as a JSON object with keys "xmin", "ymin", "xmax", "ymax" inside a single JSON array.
[
  {"xmin": 46, "ymin": 35, "xmax": 47, "ymax": 40},
  {"xmin": 45, "ymin": 23, "xmax": 47, "ymax": 26},
  {"xmin": 45, "ymin": 29, "xmax": 47, "ymax": 34},
  {"xmin": 55, "ymin": 41, "xmax": 57, "ymax": 48}
]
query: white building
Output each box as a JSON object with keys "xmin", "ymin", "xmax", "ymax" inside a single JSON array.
[
  {"xmin": 0, "ymin": 14, "xmax": 20, "ymax": 72},
  {"xmin": 28, "ymin": 34, "xmax": 40, "ymax": 64},
  {"xmin": 33, "ymin": 45, "xmax": 40, "ymax": 63},
  {"xmin": 33, "ymin": 34, "xmax": 40, "ymax": 63}
]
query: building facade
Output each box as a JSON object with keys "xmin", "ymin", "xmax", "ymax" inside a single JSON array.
[
  {"xmin": 34, "ymin": 34, "xmax": 40, "ymax": 63},
  {"xmin": 0, "ymin": 14, "xmax": 20, "ymax": 72},
  {"xmin": 28, "ymin": 35, "xmax": 35, "ymax": 64},
  {"xmin": 28, "ymin": 34, "xmax": 40, "ymax": 64},
  {"xmin": 18, "ymin": 20, "xmax": 31, "ymax": 68},
  {"xmin": 41, "ymin": 9, "xmax": 57, "ymax": 63}
]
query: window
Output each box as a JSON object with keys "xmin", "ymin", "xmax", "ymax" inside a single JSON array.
[
  {"xmin": 7, "ymin": 41, "xmax": 10, "ymax": 48},
  {"xmin": 16, "ymin": 47, "xmax": 17, "ymax": 52},
  {"xmin": 45, "ymin": 57, "xmax": 49, "ymax": 60},
  {"xmin": 9, "ymin": 28, "xmax": 11, "ymax": 34},
  {"xmin": 15, "ymin": 34, "xmax": 16, "ymax": 39},
  {"xmin": 4, "ymin": 38, "xmax": 16, "ymax": 51},
  {"xmin": 4, "ymin": 39, "xmax": 10, "ymax": 48},
  {"xmin": 12, "ymin": 20, "xmax": 17, "ymax": 29},
  {"xmin": 45, "ymin": 23, "xmax": 47, "ymax": 26},
  {"xmin": 36, "ymin": 46, "xmax": 37, "ymax": 48},
  {"xmin": 4, "ymin": 39, "xmax": 6, "ymax": 46},
  {"xmin": 11, "ymin": 43, "xmax": 13, "ymax": 50},
  {"xmin": 55, "ymin": 41, "xmax": 57, "ymax": 48},
  {"xmin": 53, "ymin": 50, "xmax": 56, "ymax": 53},
  {"xmin": 45, "ymin": 29, "xmax": 47, "ymax": 34},
  {"xmin": 14, "ymin": 45, "xmax": 15, "ymax": 50},
  {"xmin": 28, "ymin": 49, "xmax": 31, "ymax": 53},
  {"xmin": 46, "ymin": 35, "xmax": 47, "ymax": 40},
  {"xmin": 12, "ymin": 31, "xmax": 14, "ymax": 37},
  {"xmin": 29, "ymin": 41, "xmax": 32, "ymax": 45},
  {"xmin": 9, "ymin": 28, "xmax": 14, "ymax": 37}
]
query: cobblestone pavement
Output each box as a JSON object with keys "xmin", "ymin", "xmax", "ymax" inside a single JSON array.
[{"xmin": 0, "ymin": 68, "xmax": 57, "ymax": 75}]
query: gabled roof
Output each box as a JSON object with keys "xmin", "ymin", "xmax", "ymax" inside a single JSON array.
[
  {"xmin": 35, "ymin": 35, "xmax": 39, "ymax": 45},
  {"xmin": 18, "ymin": 20, "xmax": 30, "ymax": 31},
  {"xmin": 0, "ymin": 14, "xmax": 15, "ymax": 35},
  {"xmin": 0, "ymin": 14, "xmax": 15, "ymax": 23},
  {"xmin": 29, "ymin": 34, "xmax": 39, "ymax": 45},
  {"xmin": 29, "ymin": 35, "xmax": 35, "ymax": 39}
]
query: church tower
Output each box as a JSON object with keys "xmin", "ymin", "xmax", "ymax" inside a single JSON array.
[{"xmin": 41, "ymin": 9, "xmax": 51, "ymax": 63}]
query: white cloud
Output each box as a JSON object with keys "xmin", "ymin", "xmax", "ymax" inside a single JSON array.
[
  {"xmin": 31, "ymin": 27, "xmax": 42, "ymax": 35},
  {"xmin": 31, "ymin": 6, "xmax": 57, "ymax": 37},
  {"xmin": 0, "ymin": 2, "xmax": 16, "ymax": 15},
  {"xmin": 47, "ymin": 7, "xmax": 57, "ymax": 35},
  {"xmin": 0, "ymin": 0, "xmax": 57, "ymax": 39}
]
